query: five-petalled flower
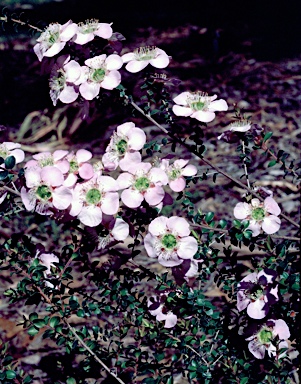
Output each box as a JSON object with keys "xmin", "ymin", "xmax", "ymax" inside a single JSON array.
[{"xmin": 122, "ymin": 46, "xmax": 170, "ymax": 73}]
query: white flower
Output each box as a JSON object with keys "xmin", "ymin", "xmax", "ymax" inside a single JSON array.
[
  {"xmin": 122, "ymin": 46, "xmax": 170, "ymax": 73},
  {"xmin": 0, "ymin": 142, "xmax": 25, "ymax": 167},
  {"xmin": 73, "ymin": 20, "xmax": 113, "ymax": 45}
]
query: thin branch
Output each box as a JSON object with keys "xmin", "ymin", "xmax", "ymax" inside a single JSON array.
[
  {"xmin": 129, "ymin": 99, "xmax": 300, "ymax": 230},
  {"xmin": 64, "ymin": 320, "xmax": 126, "ymax": 384},
  {"xmin": 0, "ymin": 15, "xmax": 43, "ymax": 32}
]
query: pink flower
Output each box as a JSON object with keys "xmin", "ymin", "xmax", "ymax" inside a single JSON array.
[
  {"xmin": 234, "ymin": 196, "xmax": 281, "ymax": 236},
  {"xmin": 102, "ymin": 122, "xmax": 146, "ymax": 171},
  {"xmin": 33, "ymin": 20, "xmax": 78, "ymax": 61},
  {"xmin": 147, "ymin": 295, "xmax": 177, "ymax": 329},
  {"xmin": 160, "ymin": 158, "xmax": 197, "ymax": 192},
  {"xmin": 38, "ymin": 252, "xmax": 59, "ymax": 275},
  {"xmin": 117, "ymin": 162, "xmax": 168, "ymax": 208},
  {"xmin": 64, "ymin": 149, "xmax": 94, "ymax": 187},
  {"xmin": 246, "ymin": 319, "xmax": 290, "ymax": 359},
  {"xmin": 69, "ymin": 174, "xmax": 119, "ymax": 227},
  {"xmin": 25, "ymin": 150, "xmax": 70, "ymax": 174},
  {"xmin": 172, "ymin": 91, "xmax": 228, "ymax": 123},
  {"xmin": 0, "ymin": 142, "xmax": 25, "ymax": 167},
  {"xmin": 144, "ymin": 216, "xmax": 198, "ymax": 267},
  {"xmin": 122, "ymin": 46, "xmax": 170, "ymax": 73},
  {"xmin": 73, "ymin": 20, "xmax": 113, "ymax": 45},
  {"xmin": 21, "ymin": 166, "xmax": 73, "ymax": 215},
  {"xmin": 97, "ymin": 216, "xmax": 129, "ymax": 249},
  {"xmin": 237, "ymin": 268, "xmax": 279, "ymax": 319},
  {"xmin": 49, "ymin": 55, "xmax": 84, "ymax": 106},
  {"xmin": 79, "ymin": 54, "xmax": 123, "ymax": 100}
]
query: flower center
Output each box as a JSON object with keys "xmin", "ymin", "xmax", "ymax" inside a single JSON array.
[
  {"xmin": 252, "ymin": 207, "xmax": 266, "ymax": 221},
  {"xmin": 161, "ymin": 234, "xmax": 177, "ymax": 250},
  {"xmin": 258, "ymin": 328, "xmax": 273, "ymax": 345},
  {"xmin": 187, "ymin": 92, "xmax": 209, "ymax": 111},
  {"xmin": 69, "ymin": 159, "xmax": 79, "ymax": 173},
  {"xmin": 36, "ymin": 185, "xmax": 52, "ymax": 201},
  {"xmin": 134, "ymin": 176, "xmax": 150, "ymax": 192},
  {"xmin": 86, "ymin": 188, "xmax": 101, "ymax": 205},
  {"xmin": 91, "ymin": 68, "xmax": 106, "ymax": 83},
  {"xmin": 50, "ymin": 70, "xmax": 66, "ymax": 92},
  {"xmin": 116, "ymin": 139, "xmax": 128, "ymax": 155},
  {"xmin": 42, "ymin": 24, "xmax": 60, "ymax": 47},
  {"xmin": 78, "ymin": 19, "xmax": 99, "ymax": 34},
  {"xmin": 134, "ymin": 46, "xmax": 158, "ymax": 61},
  {"xmin": 38, "ymin": 155, "xmax": 54, "ymax": 168},
  {"xmin": 168, "ymin": 167, "xmax": 182, "ymax": 181},
  {"xmin": 0, "ymin": 144, "xmax": 9, "ymax": 159},
  {"xmin": 250, "ymin": 288, "xmax": 263, "ymax": 301}
]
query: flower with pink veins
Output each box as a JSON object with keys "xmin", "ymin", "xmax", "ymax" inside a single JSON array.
[
  {"xmin": 49, "ymin": 55, "xmax": 84, "ymax": 106},
  {"xmin": 25, "ymin": 150, "xmax": 70, "ymax": 174},
  {"xmin": 34, "ymin": 20, "xmax": 78, "ymax": 61},
  {"xmin": 0, "ymin": 142, "xmax": 25, "ymax": 167},
  {"xmin": 172, "ymin": 91, "xmax": 228, "ymax": 123},
  {"xmin": 144, "ymin": 216, "xmax": 198, "ymax": 267},
  {"xmin": 160, "ymin": 158, "xmax": 197, "ymax": 192},
  {"xmin": 64, "ymin": 149, "xmax": 94, "ymax": 187},
  {"xmin": 234, "ymin": 196, "xmax": 281, "ymax": 236},
  {"xmin": 102, "ymin": 122, "xmax": 146, "ymax": 171},
  {"xmin": 21, "ymin": 166, "xmax": 73, "ymax": 215},
  {"xmin": 147, "ymin": 295, "xmax": 177, "ymax": 329},
  {"xmin": 237, "ymin": 268, "xmax": 279, "ymax": 319},
  {"xmin": 73, "ymin": 19, "xmax": 113, "ymax": 45},
  {"xmin": 122, "ymin": 46, "xmax": 170, "ymax": 73},
  {"xmin": 69, "ymin": 174, "xmax": 119, "ymax": 227},
  {"xmin": 79, "ymin": 54, "xmax": 123, "ymax": 100},
  {"xmin": 117, "ymin": 162, "xmax": 168, "ymax": 208},
  {"xmin": 246, "ymin": 319, "xmax": 290, "ymax": 359}
]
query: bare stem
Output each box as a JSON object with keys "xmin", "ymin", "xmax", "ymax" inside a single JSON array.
[{"xmin": 0, "ymin": 15, "xmax": 43, "ymax": 32}]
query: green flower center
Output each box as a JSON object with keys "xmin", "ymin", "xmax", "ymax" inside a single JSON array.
[
  {"xmin": 116, "ymin": 139, "xmax": 128, "ymax": 155},
  {"xmin": 252, "ymin": 207, "xmax": 266, "ymax": 221},
  {"xmin": 134, "ymin": 176, "xmax": 150, "ymax": 192},
  {"xmin": 134, "ymin": 46, "xmax": 157, "ymax": 61},
  {"xmin": 258, "ymin": 328, "xmax": 273, "ymax": 344},
  {"xmin": 42, "ymin": 24, "xmax": 60, "ymax": 46},
  {"xmin": 69, "ymin": 159, "xmax": 79, "ymax": 173},
  {"xmin": 250, "ymin": 288, "xmax": 263, "ymax": 300},
  {"xmin": 86, "ymin": 188, "xmax": 101, "ymax": 205},
  {"xmin": 78, "ymin": 19, "xmax": 99, "ymax": 34},
  {"xmin": 0, "ymin": 145, "xmax": 9, "ymax": 159},
  {"xmin": 169, "ymin": 167, "xmax": 182, "ymax": 180},
  {"xmin": 91, "ymin": 68, "xmax": 106, "ymax": 83},
  {"xmin": 38, "ymin": 156, "xmax": 54, "ymax": 168},
  {"xmin": 36, "ymin": 185, "xmax": 52, "ymax": 201},
  {"xmin": 161, "ymin": 234, "xmax": 177, "ymax": 249},
  {"xmin": 190, "ymin": 101, "xmax": 205, "ymax": 111},
  {"xmin": 187, "ymin": 92, "xmax": 209, "ymax": 111}
]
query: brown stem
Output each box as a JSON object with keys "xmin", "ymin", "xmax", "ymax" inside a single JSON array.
[{"xmin": 0, "ymin": 16, "xmax": 43, "ymax": 32}]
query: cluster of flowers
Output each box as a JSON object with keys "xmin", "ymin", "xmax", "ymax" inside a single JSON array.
[{"xmin": 237, "ymin": 268, "xmax": 290, "ymax": 359}]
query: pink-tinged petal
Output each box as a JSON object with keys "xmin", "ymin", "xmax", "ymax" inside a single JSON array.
[
  {"xmin": 76, "ymin": 149, "xmax": 92, "ymax": 163},
  {"xmin": 209, "ymin": 99, "xmax": 228, "ymax": 112},
  {"xmin": 169, "ymin": 177, "xmax": 186, "ymax": 192},
  {"xmin": 69, "ymin": 199, "xmax": 83, "ymax": 217},
  {"xmin": 10, "ymin": 149, "xmax": 25, "ymax": 164},
  {"xmin": 145, "ymin": 185, "xmax": 165, "ymax": 206},
  {"xmin": 102, "ymin": 153, "xmax": 118, "ymax": 171},
  {"xmin": 105, "ymin": 54, "xmax": 123, "ymax": 70},
  {"xmin": 38, "ymin": 253, "xmax": 59, "ymax": 274},
  {"xmin": 64, "ymin": 173, "xmax": 77, "ymax": 187},
  {"xmin": 149, "ymin": 216, "xmax": 168, "ymax": 235},
  {"xmin": 167, "ymin": 216, "xmax": 190, "ymax": 236},
  {"xmin": 121, "ymin": 52, "xmax": 136, "ymax": 63},
  {"xmin": 116, "ymin": 172, "xmax": 133, "ymax": 189},
  {"xmin": 25, "ymin": 168, "xmax": 41, "ymax": 188},
  {"xmin": 264, "ymin": 196, "xmax": 281, "ymax": 216},
  {"xmin": 177, "ymin": 236, "xmax": 198, "ymax": 258},
  {"xmin": 60, "ymin": 22, "xmax": 78, "ymax": 41},
  {"xmin": 150, "ymin": 54, "xmax": 169, "ymax": 69},
  {"xmin": 33, "ymin": 43, "xmax": 44, "ymax": 61},
  {"xmin": 262, "ymin": 216, "xmax": 281, "ymax": 234},
  {"xmin": 173, "ymin": 159, "xmax": 189, "ymax": 169},
  {"xmin": 127, "ymin": 128, "xmax": 146, "ymax": 150},
  {"xmin": 73, "ymin": 33, "xmax": 94, "ymax": 45},
  {"xmin": 78, "ymin": 206, "xmax": 103, "ymax": 227},
  {"xmin": 237, "ymin": 290, "xmax": 250, "ymax": 312},
  {"xmin": 44, "ymin": 42, "xmax": 66, "ymax": 58},
  {"xmin": 173, "ymin": 92, "xmax": 191, "ymax": 106},
  {"xmin": 56, "ymin": 159, "xmax": 70, "ymax": 174},
  {"xmin": 111, "ymin": 218, "xmax": 129, "ymax": 241},
  {"xmin": 94, "ymin": 23, "xmax": 113, "ymax": 39},
  {"xmin": 248, "ymin": 340, "xmax": 266, "ymax": 359},
  {"xmin": 158, "ymin": 254, "xmax": 183, "ymax": 267},
  {"xmin": 79, "ymin": 163, "xmax": 94, "ymax": 179},
  {"xmin": 257, "ymin": 269, "xmax": 276, "ymax": 284},
  {"xmin": 121, "ymin": 188, "xmax": 144, "ymax": 208},
  {"xmin": 117, "ymin": 121, "xmax": 135, "ymax": 136},
  {"xmin": 64, "ymin": 60, "xmax": 82, "ymax": 82},
  {"xmin": 53, "ymin": 150, "xmax": 68, "ymax": 161},
  {"xmin": 101, "ymin": 192, "xmax": 119, "ymax": 215},
  {"xmin": 128, "ymin": 162, "xmax": 152, "ymax": 174},
  {"xmin": 59, "ymin": 86, "xmax": 79, "ymax": 104},
  {"xmin": 144, "ymin": 233, "xmax": 157, "ymax": 258},
  {"xmin": 149, "ymin": 168, "xmax": 168, "ymax": 185},
  {"xmin": 270, "ymin": 286, "xmax": 279, "ymax": 301},
  {"xmin": 125, "ymin": 60, "xmax": 149, "ymax": 73},
  {"xmin": 247, "ymin": 299, "xmax": 266, "ymax": 319},
  {"xmin": 247, "ymin": 221, "xmax": 261, "ymax": 237},
  {"xmin": 190, "ymin": 110, "xmax": 216, "ymax": 123},
  {"xmin": 101, "ymin": 70, "xmax": 121, "ymax": 90},
  {"xmin": 234, "ymin": 202, "xmax": 251, "ymax": 219},
  {"xmin": 163, "ymin": 312, "xmax": 177, "ymax": 328},
  {"xmin": 98, "ymin": 175, "xmax": 117, "ymax": 192},
  {"xmin": 182, "ymin": 164, "xmax": 197, "ymax": 176},
  {"xmin": 240, "ymin": 272, "xmax": 258, "ymax": 283},
  {"xmin": 185, "ymin": 259, "xmax": 199, "ymax": 278},
  {"xmin": 119, "ymin": 151, "xmax": 142, "ymax": 171},
  {"xmin": 41, "ymin": 166, "xmax": 64, "ymax": 187},
  {"xmin": 79, "ymin": 82, "xmax": 100, "ymax": 100},
  {"xmin": 230, "ymin": 123, "xmax": 251, "ymax": 132},
  {"xmin": 272, "ymin": 319, "xmax": 290, "ymax": 340},
  {"xmin": 0, "ymin": 192, "xmax": 7, "ymax": 204},
  {"xmin": 52, "ymin": 186, "xmax": 73, "ymax": 209},
  {"xmin": 172, "ymin": 105, "xmax": 193, "ymax": 117},
  {"xmin": 85, "ymin": 54, "xmax": 106, "ymax": 69},
  {"xmin": 21, "ymin": 187, "xmax": 35, "ymax": 211}
]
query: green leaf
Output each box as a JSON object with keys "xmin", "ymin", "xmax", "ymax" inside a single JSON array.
[
  {"xmin": 27, "ymin": 326, "xmax": 39, "ymax": 336},
  {"xmin": 240, "ymin": 377, "xmax": 249, "ymax": 384},
  {"xmin": 5, "ymin": 370, "xmax": 17, "ymax": 379},
  {"xmin": 4, "ymin": 156, "xmax": 16, "ymax": 169},
  {"xmin": 66, "ymin": 378, "xmax": 76, "ymax": 384},
  {"xmin": 268, "ymin": 159, "xmax": 277, "ymax": 167},
  {"xmin": 49, "ymin": 316, "xmax": 60, "ymax": 328},
  {"xmin": 0, "ymin": 170, "xmax": 9, "ymax": 180},
  {"xmin": 263, "ymin": 131, "xmax": 273, "ymax": 142}
]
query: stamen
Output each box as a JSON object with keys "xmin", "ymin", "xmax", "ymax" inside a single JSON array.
[{"xmin": 134, "ymin": 46, "xmax": 158, "ymax": 61}]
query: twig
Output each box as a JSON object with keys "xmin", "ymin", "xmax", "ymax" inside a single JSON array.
[{"xmin": 0, "ymin": 15, "xmax": 43, "ymax": 33}]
